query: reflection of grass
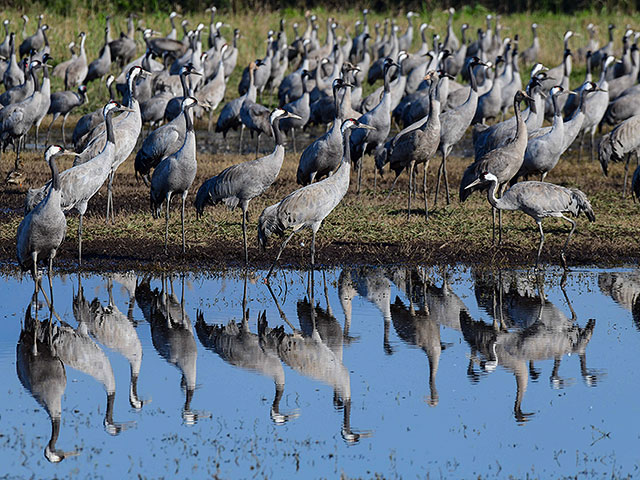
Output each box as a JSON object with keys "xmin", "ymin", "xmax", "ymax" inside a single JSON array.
[
  {"xmin": 1, "ymin": 134, "xmax": 638, "ymax": 270},
  {"xmin": 6, "ymin": 7, "xmax": 637, "ymax": 118}
]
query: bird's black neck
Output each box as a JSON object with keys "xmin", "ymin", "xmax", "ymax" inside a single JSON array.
[
  {"xmin": 343, "ymin": 129, "xmax": 352, "ymax": 164},
  {"xmin": 50, "ymin": 154, "xmax": 61, "ymax": 191},
  {"xmin": 272, "ymin": 117, "xmax": 285, "ymax": 146},
  {"xmin": 108, "ymin": 82, "xmax": 114, "ymax": 100},
  {"xmin": 105, "ymin": 109, "xmax": 116, "ymax": 145},
  {"xmin": 469, "ymin": 63, "xmax": 478, "ymax": 92},
  {"xmin": 31, "ymin": 67, "xmax": 40, "ymax": 92},
  {"xmin": 42, "ymin": 28, "xmax": 48, "ymax": 47},
  {"xmin": 180, "ymin": 71, "xmax": 191, "ymax": 97}
]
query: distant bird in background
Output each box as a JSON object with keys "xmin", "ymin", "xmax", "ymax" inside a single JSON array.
[{"xmin": 598, "ymin": 114, "xmax": 640, "ymax": 198}]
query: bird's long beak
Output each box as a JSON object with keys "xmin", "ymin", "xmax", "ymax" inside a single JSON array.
[
  {"xmin": 465, "ymin": 178, "xmax": 483, "ymax": 189},
  {"xmin": 358, "ymin": 124, "xmax": 377, "ymax": 131},
  {"xmin": 597, "ymin": 87, "xmax": 608, "ymax": 92},
  {"xmin": 120, "ymin": 106, "xmax": 136, "ymax": 113},
  {"xmin": 286, "ymin": 112, "xmax": 302, "ymax": 120},
  {"xmin": 62, "ymin": 149, "xmax": 81, "ymax": 157}
]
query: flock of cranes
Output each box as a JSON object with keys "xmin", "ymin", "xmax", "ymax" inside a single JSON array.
[
  {"xmin": 7, "ymin": 9, "xmax": 640, "ymax": 290},
  {"xmin": 18, "ymin": 266, "xmax": 611, "ymax": 462}
]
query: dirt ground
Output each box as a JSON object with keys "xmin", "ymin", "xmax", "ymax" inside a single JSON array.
[{"xmin": 1, "ymin": 122, "xmax": 639, "ymax": 274}]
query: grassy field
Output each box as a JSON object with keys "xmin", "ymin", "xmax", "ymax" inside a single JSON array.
[{"xmin": 1, "ymin": 8, "xmax": 639, "ymax": 272}]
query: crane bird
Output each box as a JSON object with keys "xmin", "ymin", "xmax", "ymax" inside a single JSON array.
[
  {"xmin": 465, "ymin": 172, "xmax": 595, "ymax": 269},
  {"xmin": 195, "ymin": 108, "xmax": 300, "ymax": 264},
  {"xmin": 45, "ymin": 85, "xmax": 88, "ymax": 147},
  {"xmin": 26, "ymin": 102, "xmax": 134, "ymax": 264},
  {"xmin": 16, "ymin": 145, "xmax": 70, "ymax": 299},
  {"xmin": 150, "ymin": 97, "xmax": 198, "ymax": 255},
  {"xmin": 258, "ymin": 118, "xmax": 375, "ymax": 280},
  {"xmin": 598, "ymin": 114, "xmax": 640, "ymax": 197},
  {"xmin": 460, "ymin": 90, "xmax": 532, "ymax": 244}
]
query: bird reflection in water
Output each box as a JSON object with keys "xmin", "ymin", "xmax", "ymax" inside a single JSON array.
[
  {"xmin": 195, "ymin": 270, "xmax": 298, "ymax": 424},
  {"xmin": 265, "ymin": 268, "xmax": 371, "ymax": 444},
  {"xmin": 462, "ymin": 271, "xmax": 601, "ymax": 423},
  {"xmin": 16, "ymin": 297, "xmax": 78, "ymax": 463},
  {"xmin": 135, "ymin": 274, "xmax": 209, "ymax": 424},
  {"xmin": 76, "ymin": 276, "xmax": 146, "ymax": 409},
  {"xmin": 389, "ymin": 267, "xmax": 467, "ymax": 406},
  {"xmin": 598, "ymin": 271, "xmax": 640, "ymax": 331}
]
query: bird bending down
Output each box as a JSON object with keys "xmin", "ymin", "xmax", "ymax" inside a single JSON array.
[
  {"xmin": 194, "ymin": 108, "xmax": 300, "ymax": 264},
  {"xmin": 150, "ymin": 97, "xmax": 198, "ymax": 255},
  {"xmin": 17, "ymin": 145, "xmax": 70, "ymax": 301},
  {"xmin": 258, "ymin": 119, "xmax": 375, "ymax": 280},
  {"xmin": 465, "ymin": 172, "xmax": 595, "ymax": 269}
]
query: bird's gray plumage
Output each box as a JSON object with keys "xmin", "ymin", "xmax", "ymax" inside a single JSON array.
[
  {"xmin": 72, "ymin": 76, "xmax": 115, "ymax": 149},
  {"xmin": 86, "ymin": 27, "xmax": 112, "ymax": 83},
  {"xmin": 0, "ymin": 59, "xmax": 33, "ymax": 106},
  {"xmin": 3, "ymin": 33, "xmax": 24, "ymax": 89},
  {"xmin": 19, "ymin": 15, "xmax": 44, "ymax": 58},
  {"xmin": 64, "ymin": 32, "xmax": 88, "ymax": 89},
  {"xmin": 150, "ymin": 97, "xmax": 198, "ymax": 254},
  {"xmin": 195, "ymin": 109, "xmax": 298, "ymax": 263},
  {"xmin": 17, "ymin": 146, "xmax": 67, "ymax": 287},
  {"xmin": 598, "ymin": 114, "xmax": 640, "ymax": 196},
  {"xmin": 45, "ymin": 85, "xmax": 87, "ymax": 146}
]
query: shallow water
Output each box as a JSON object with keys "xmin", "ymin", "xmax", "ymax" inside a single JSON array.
[{"xmin": 1, "ymin": 265, "xmax": 639, "ymax": 478}]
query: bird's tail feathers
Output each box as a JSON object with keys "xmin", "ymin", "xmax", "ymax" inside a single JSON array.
[
  {"xmin": 24, "ymin": 185, "xmax": 47, "ymax": 214},
  {"xmin": 570, "ymin": 188, "xmax": 596, "ymax": 222},
  {"xmin": 258, "ymin": 202, "xmax": 283, "ymax": 251}
]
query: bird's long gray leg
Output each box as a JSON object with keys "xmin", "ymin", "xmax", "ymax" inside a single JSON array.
[
  {"xmin": 589, "ymin": 127, "xmax": 596, "ymax": 163},
  {"xmin": 78, "ymin": 214, "xmax": 83, "ymax": 265},
  {"xmin": 239, "ymin": 125, "xmax": 245, "ymax": 154},
  {"xmin": 61, "ymin": 113, "xmax": 69, "ymax": 147},
  {"xmin": 535, "ymin": 220, "xmax": 545, "ymax": 269},
  {"xmin": 623, "ymin": 154, "xmax": 630, "ymax": 197},
  {"xmin": 407, "ymin": 160, "xmax": 415, "ymax": 219},
  {"xmin": 559, "ymin": 214, "xmax": 576, "ymax": 270},
  {"xmin": 165, "ymin": 192, "xmax": 172, "ymax": 255},
  {"xmin": 106, "ymin": 171, "xmax": 115, "ymax": 223},
  {"xmin": 311, "ymin": 227, "xmax": 317, "ymax": 267},
  {"xmin": 385, "ymin": 174, "xmax": 401, "ymax": 200},
  {"xmin": 498, "ymin": 209, "xmax": 503, "ymax": 245},
  {"xmin": 265, "ymin": 231, "xmax": 296, "ymax": 280},
  {"xmin": 256, "ymin": 133, "xmax": 261, "ymax": 158},
  {"xmin": 181, "ymin": 191, "xmax": 188, "ymax": 254},
  {"xmin": 48, "ymin": 253, "xmax": 54, "ymax": 306},
  {"xmin": 207, "ymin": 109, "xmax": 213, "ymax": 133},
  {"xmin": 577, "ymin": 130, "xmax": 584, "ymax": 162},
  {"xmin": 434, "ymin": 151, "xmax": 444, "ymax": 206},
  {"xmin": 242, "ymin": 206, "xmax": 249, "ymax": 265},
  {"xmin": 491, "ymin": 207, "xmax": 496, "ymax": 245},
  {"xmin": 357, "ymin": 143, "xmax": 367, "ymax": 195},
  {"xmin": 423, "ymin": 160, "xmax": 429, "ymax": 221},
  {"xmin": 443, "ymin": 150, "xmax": 451, "ymax": 205},
  {"xmin": 31, "ymin": 251, "xmax": 39, "ymax": 297}
]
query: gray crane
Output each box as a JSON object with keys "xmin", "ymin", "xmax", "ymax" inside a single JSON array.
[
  {"xmin": 74, "ymin": 66, "xmax": 147, "ymax": 223},
  {"xmin": 434, "ymin": 58, "xmax": 488, "ymax": 206},
  {"xmin": 398, "ymin": 12, "xmax": 417, "ymax": 52},
  {"xmin": 0, "ymin": 19, "xmax": 11, "ymax": 59},
  {"xmin": 472, "ymin": 57, "xmax": 504, "ymax": 124},
  {"xmin": 85, "ymin": 26, "xmax": 112, "ymax": 83},
  {"xmin": 590, "ymin": 24, "xmax": 615, "ymax": 70},
  {"xmin": 150, "ymin": 97, "xmax": 198, "ymax": 254},
  {"xmin": 16, "ymin": 145, "xmax": 68, "ymax": 297},
  {"xmin": 350, "ymin": 57, "xmax": 399, "ymax": 194},
  {"xmin": 222, "ymin": 28, "xmax": 240, "ymax": 82},
  {"xmin": 515, "ymin": 86, "xmax": 565, "ymax": 182},
  {"xmin": 194, "ymin": 108, "xmax": 300, "ymax": 264},
  {"xmin": 196, "ymin": 44, "xmax": 228, "ymax": 132},
  {"xmin": 72, "ymin": 75, "xmax": 115, "ymax": 149},
  {"xmin": 45, "ymin": 85, "xmax": 87, "ymax": 147},
  {"xmin": 239, "ymin": 60, "xmax": 271, "ymax": 155},
  {"xmin": 520, "ymin": 23, "xmax": 539, "ymax": 66},
  {"xmin": 3, "ymin": 33, "xmax": 25, "ymax": 89},
  {"xmin": 465, "ymin": 171, "xmax": 595, "ymax": 269},
  {"xmin": 578, "ymin": 55, "xmax": 615, "ymax": 162},
  {"xmin": 578, "ymin": 24, "xmax": 599, "ymax": 63},
  {"xmin": 598, "ymin": 114, "xmax": 640, "ymax": 197},
  {"xmin": 17, "ymin": 300, "xmax": 77, "ymax": 463},
  {"xmin": 64, "ymin": 32, "xmax": 88, "ymax": 90},
  {"xmin": 461, "ymin": 90, "xmax": 532, "ymax": 244},
  {"xmin": 109, "ymin": 14, "xmax": 137, "ymax": 68},
  {"xmin": 0, "ymin": 60, "xmax": 45, "ymax": 174},
  {"xmin": 279, "ymin": 70, "xmax": 311, "ymax": 153},
  {"xmin": 0, "ymin": 58, "xmax": 33, "ymax": 106},
  {"xmin": 52, "ymin": 41, "xmax": 76, "ymax": 80},
  {"xmin": 385, "ymin": 71, "xmax": 443, "ymax": 221},
  {"xmin": 135, "ymin": 64, "xmax": 200, "ymax": 184},
  {"xmin": 297, "ymin": 79, "xmax": 351, "ymax": 186},
  {"xmin": 443, "ymin": 8, "xmax": 459, "ymax": 51},
  {"xmin": 27, "ymin": 102, "xmax": 133, "ymax": 264},
  {"xmin": 19, "ymin": 14, "xmax": 44, "ymax": 58},
  {"xmin": 258, "ymin": 119, "xmax": 375, "ymax": 280}
]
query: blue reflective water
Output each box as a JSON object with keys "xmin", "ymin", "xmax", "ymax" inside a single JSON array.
[{"xmin": 1, "ymin": 266, "xmax": 639, "ymax": 478}]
